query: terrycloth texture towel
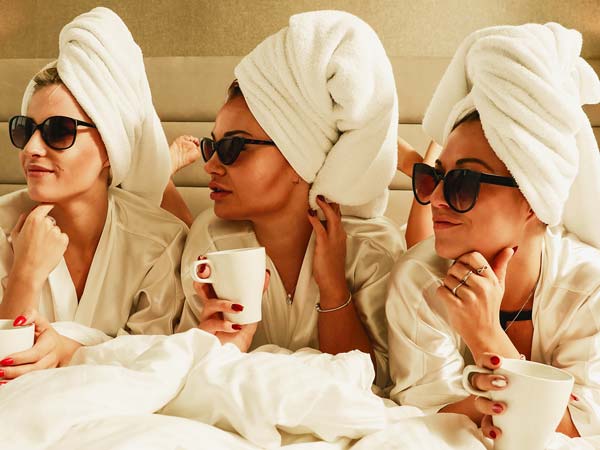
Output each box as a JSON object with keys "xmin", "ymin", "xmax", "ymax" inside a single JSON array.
[
  {"xmin": 235, "ymin": 10, "xmax": 398, "ymax": 218},
  {"xmin": 21, "ymin": 7, "xmax": 170, "ymax": 205},
  {"xmin": 422, "ymin": 22, "xmax": 600, "ymax": 248}
]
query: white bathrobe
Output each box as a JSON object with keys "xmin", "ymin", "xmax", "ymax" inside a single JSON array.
[
  {"xmin": 0, "ymin": 188, "xmax": 187, "ymax": 345},
  {"xmin": 387, "ymin": 227, "xmax": 600, "ymax": 435},
  {"xmin": 178, "ymin": 210, "xmax": 405, "ymax": 389}
]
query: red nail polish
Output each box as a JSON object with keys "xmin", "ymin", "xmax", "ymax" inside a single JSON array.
[
  {"xmin": 13, "ymin": 315, "xmax": 26, "ymax": 327},
  {"xmin": 492, "ymin": 403, "xmax": 503, "ymax": 414},
  {"xmin": 308, "ymin": 209, "xmax": 317, "ymax": 216},
  {"xmin": 0, "ymin": 358, "xmax": 14, "ymax": 366},
  {"xmin": 231, "ymin": 304, "xmax": 244, "ymax": 312},
  {"xmin": 0, "ymin": 369, "xmax": 4, "ymax": 377},
  {"xmin": 490, "ymin": 356, "xmax": 501, "ymax": 366},
  {"xmin": 232, "ymin": 324, "xmax": 242, "ymax": 331},
  {"xmin": 489, "ymin": 430, "xmax": 497, "ymax": 439}
]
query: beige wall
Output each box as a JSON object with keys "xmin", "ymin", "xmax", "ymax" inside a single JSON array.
[{"xmin": 1, "ymin": 0, "xmax": 599, "ymax": 58}]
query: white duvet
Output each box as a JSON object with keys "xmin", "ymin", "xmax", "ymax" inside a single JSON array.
[{"xmin": 0, "ymin": 329, "xmax": 594, "ymax": 449}]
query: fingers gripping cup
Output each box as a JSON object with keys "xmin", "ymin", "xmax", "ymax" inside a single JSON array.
[
  {"xmin": 462, "ymin": 359, "xmax": 574, "ymax": 450},
  {"xmin": 0, "ymin": 319, "xmax": 34, "ymax": 361},
  {"xmin": 191, "ymin": 247, "xmax": 266, "ymax": 325}
]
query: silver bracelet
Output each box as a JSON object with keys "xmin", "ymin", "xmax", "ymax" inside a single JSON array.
[{"xmin": 315, "ymin": 293, "xmax": 353, "ymax": 313}]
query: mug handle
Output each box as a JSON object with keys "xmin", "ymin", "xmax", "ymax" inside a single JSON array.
[
  {"xmin": 462, "ymin": 365, "xmax": 494, "ymax": 399},
  {"xmin": 191, "ymin": 260, "xmax": 214, "ymax": 283}
]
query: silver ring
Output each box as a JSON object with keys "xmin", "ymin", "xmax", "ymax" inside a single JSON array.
[
  {"xmin": 452, "ymin": 280, "xmax": 465, "ymax": 296},
  {"xmin": 476, "ymin": 265, "xmax": 488, "ymax": 275},
  {"xmin": 460, "ymin": 270, "xmax": 473, "ymax": 284}
]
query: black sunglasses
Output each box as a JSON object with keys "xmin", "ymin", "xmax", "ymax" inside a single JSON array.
[
  {"xmin": 412, "ymin": 162, "xmax": 519, "ymax": 213},
  {"xmin": 9, "ymin": 115, "xmax": 97, "ymax": 151},
  {"xmin": 201, "ymin": 136, "xmax": 276, "ymax": 165}
]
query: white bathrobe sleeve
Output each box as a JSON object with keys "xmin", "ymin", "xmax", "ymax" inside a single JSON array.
[
  {"xmin": 347, "ymin": 227, "xmax": 403, "ymax": 389},
  {"xmin": 551, "ymin": 285, "xmax": 600, "ymax": 435},
  {"xmin": 386, "ymin": 241, "xmax": 469, "ymax": 413},
  {"xmin": 0, "ymin": 234, "xmax": 11, "ymax": 302},
  {"xmin": 124, "ymin": 230, "xmax": 187, "ymax": 336}
]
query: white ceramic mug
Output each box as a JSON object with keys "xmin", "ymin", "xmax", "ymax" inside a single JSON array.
[
  {"xmin": 191, "ymin": 247, "xmax": 266, "ymax": 325},
  {"xmin": 0, "ymin": 319, "xmax": 34, "ymax": 361},
  {"xmin": 462, "ymin": 359, "xmax": 574, "ymax": 450}
]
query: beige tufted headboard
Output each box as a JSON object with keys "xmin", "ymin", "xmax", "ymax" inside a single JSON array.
[{"xmin": 1, "ymin": 57, "xmax": 599, "ymax": 227}]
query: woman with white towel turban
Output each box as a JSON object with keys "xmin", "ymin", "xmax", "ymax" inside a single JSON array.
[
  {"xmin": 0, "ymin": 7, "xmax": 187, "ymax": 379},
  {"xmin": 175, "ymin": 10, "xmax": 403, "ymax": 390},
  {"xmin": 387, "ymin": 22, "xmax": 600, "ymax": 439}
]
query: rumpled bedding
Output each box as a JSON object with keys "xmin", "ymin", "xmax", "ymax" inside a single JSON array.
[{"xmin": 0, "ymin": 329, "xmax": 595, "ymax": 449}]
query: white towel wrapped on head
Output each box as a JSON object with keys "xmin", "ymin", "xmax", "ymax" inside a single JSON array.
[
  {"xmin": 21, "ymin": 7, "xmax": 170, "ymax": 205},
  {"xmin": 423, "ymin": 22, "xmax": 600, "ymax": 248},
  {"xmin": 235, "ymin": 10, "xmax": 398, "ymax": 218}
]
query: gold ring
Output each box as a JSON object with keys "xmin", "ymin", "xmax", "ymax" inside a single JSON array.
[
  {"xmin": 452, "ymin": 281, "xmax": 465, "ymax": 296},
  {"xmin": 460, "ymin": 270, "xmax": 473, "ymax": 284}
]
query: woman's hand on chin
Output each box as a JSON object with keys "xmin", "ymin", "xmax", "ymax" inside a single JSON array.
[
  {"xmin": 192, "ymin": 260, "xmax": 269, "ymax": 352},
  {"xmin": 9, "ymin": 204, "xmax": 68, "ymax": 287},
  {"xmin": 308, "ymin": 196, "xmax": 349, "ymax": 301},
  {"xmin": 169, "ymin": 135, "xmax": 201, "ymax": 175},
  {"xmin": 0, "ymin": 310, "xmax": 81, "ymax": 382},
  {"xmin": 436, "ymin": 248, "xmax": 519, "ymax": 359}
]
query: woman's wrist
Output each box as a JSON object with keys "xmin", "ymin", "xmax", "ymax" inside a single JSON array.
[
  {"xmin": 317, "ymin": 285, "xmax": 351, "ymax": 308},
  {"xmin": 464, "ymin": 325, "xmax": 520, "ymax": 361},
  {"xmin": 9, "ymin": 262, "xmax": 47, "ymax": 290},
  {"xmin": 58, "ymin": 335, "xmax": 82, "ymax": 366}
]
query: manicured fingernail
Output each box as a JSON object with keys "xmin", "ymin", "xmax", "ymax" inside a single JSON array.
[
  {"xmin": 0, "ymin": 358, "xmax": 14, "ymax": 366},
  {"xmin": 231, "ymin": 304, "xmax": 244, "ymax": 312},
  {"xmin": 232, "ymin": 324, "xmax": 242, "ymax": 331},
  {"xmin": 308, "ymin": 209, "xmax": 317, "ymax": 216},
  {"xmin": 13, "ymin": 316, "xmax": 26, "ymax": 327},
  {"xmin": 491, "ymin": 378, "xmax": 507, "ymax": 388},
  {"xmin": 317, "ymin": 195, "xmax": 325, "ymax": 201},
  {"xmin": 492, "ymin": 403, "xmax": 504, "ymax": 414},
  {"xmin": 490, "ymin": 356, "xmax": 501, "ymax": 366},
  {"xmin": 0, "ymin": 369, "xmax": 4, "ymax": 377},
  {"xmin": 489, "ymin": 430, "xmax": 497, "ymax": 439}
]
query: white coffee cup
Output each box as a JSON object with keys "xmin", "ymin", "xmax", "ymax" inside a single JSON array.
[
  {"xmin": 0, "ymin": 319, "xmax": 34, "ymax": 361},
  {"xmin": 191, "ymin": 247, "xmax": 266, "ymax": 325},
  {"xmin": 462, "ymin": 359, "xmax": 574, "ymax": 450}
]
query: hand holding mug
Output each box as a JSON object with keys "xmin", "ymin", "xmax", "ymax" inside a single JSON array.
[
  {"xmin": 10, "ymin": 204, "xmax": 68, "ymax": 286},
  {"xmin": 191, "ymin": 249, "xmax": 269, "ymax": 352},
  {"xmin": 463, "ymin": 353, "xmax": 574, "ymax": 450},
  {"xmin": 462, "ymin": 352, "xmax": 508, "ymax": 440},
  {"xmin": 0, "ymin": 310, "xmax": 81, "ymax": 382}
]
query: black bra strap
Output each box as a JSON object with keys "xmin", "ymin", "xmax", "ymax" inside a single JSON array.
[{"xmin": 499, "ymin": 309, "xmax": 533, "ymax": 330}]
